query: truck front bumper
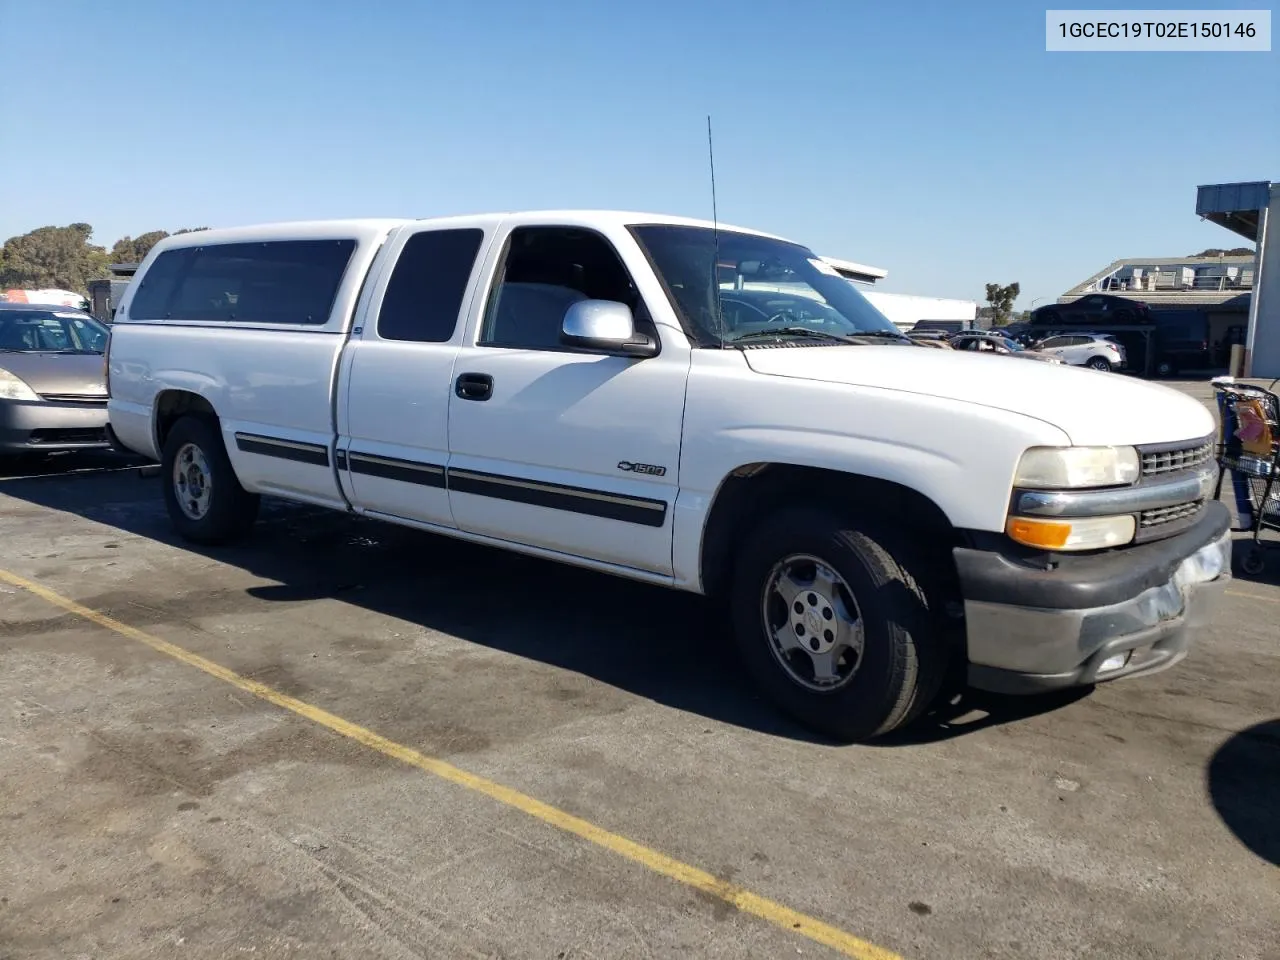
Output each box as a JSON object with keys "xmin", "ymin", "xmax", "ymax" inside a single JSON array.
[
  {"xmin": 956, "ymin": 501, "xmax": 1232, "ymax": 695},
  {"xmin": 0, "ymin": 399, "xmax": 110, "ymax": 453}
]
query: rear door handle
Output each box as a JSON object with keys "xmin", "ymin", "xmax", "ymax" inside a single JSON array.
[{"xmin": 455, "ymin": 372, "xmax": 493, "ymax": 401}]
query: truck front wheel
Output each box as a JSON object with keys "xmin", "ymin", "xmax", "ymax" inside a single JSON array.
[
  {"xmin": 161, "ymin": 415, "xmax": 259, "ymax": 544},
  {"xmin": 729, "ymin": 507, "xmax": 949, "ymax": 742}
]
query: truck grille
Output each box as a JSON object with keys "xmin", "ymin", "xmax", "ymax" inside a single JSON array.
[
  {"xmin": 1139, "ymin": 499, "xmax": 1204, "ymax": 530},
  {"xmin": 1141, "ymin": 441, "xmax": 1213, "ymax": 477}
]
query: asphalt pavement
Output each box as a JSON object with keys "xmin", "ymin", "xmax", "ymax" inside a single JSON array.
[{"xmin": 1, "ymin": 381, "xmax": 1277, "ymax": 960}]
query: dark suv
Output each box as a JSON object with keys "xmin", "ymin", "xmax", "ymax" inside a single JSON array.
[
  {"xmin": 1149, "ymin": 310, "xmax": 1211, "ymax": 377},
  {"xmin": 1030, "ymin": 294, "xmax": 1152, "ymax": 326}
]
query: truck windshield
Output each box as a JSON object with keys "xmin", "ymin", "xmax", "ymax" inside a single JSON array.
[{"xmin": 630, "ymin": 224, "xmax": 905, "ymax": 348}]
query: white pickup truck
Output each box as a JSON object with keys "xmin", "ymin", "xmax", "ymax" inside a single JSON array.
[{"xmin": 105, "ymin": 211, "xmax": 1232, "ymax": 742}]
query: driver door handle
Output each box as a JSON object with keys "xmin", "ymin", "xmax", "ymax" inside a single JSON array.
[{"xmin": 455, "ymin": 372, "xmax": 493, "ymax": 402}]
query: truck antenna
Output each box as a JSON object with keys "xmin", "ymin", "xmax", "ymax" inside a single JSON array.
[{"xmin": 707, "ymin": 115, "xmax": 726, "ymax": 346}]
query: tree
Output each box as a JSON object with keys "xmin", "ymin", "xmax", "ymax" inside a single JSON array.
[
  {"xmin": 984, "ymin": 282, "xmax": 1020, "ymax": 324},
  {"xmin": 110, "ymin": 226, "xmax": 209, "ymax": 264},
  {"xmin": 1189, "ymin": 247, "xmax": 1255, "ymax": 257},
  {"xmin": 0, "ymin": 223, "xmax": 109, "ymax": 293},
  {"xmin": 110, "ymin": 231, "xmax": 169, "ymax": 264}
]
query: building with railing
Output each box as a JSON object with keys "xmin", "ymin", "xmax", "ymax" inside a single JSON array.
[
  {"xmin": 1050, "ymin": 179, "xmax": 1277, "ymax": 377},
  {"xmin": 1059, "ymin": 254, "xmax": 1254, "ymax": 307}
]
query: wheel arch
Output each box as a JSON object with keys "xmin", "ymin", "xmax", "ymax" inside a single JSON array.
[
  {"xmin": 698, "ymin": 462, "xmax": 963, "ymax": 601},
  {"xmin": 153, "ymin": 389, "xmax": 219, "ymax": 453}
]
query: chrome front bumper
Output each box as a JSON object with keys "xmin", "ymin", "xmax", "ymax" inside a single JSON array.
[{"xmin": 960, "ymin": 510, "xmax": 1232, "ymax": 695}]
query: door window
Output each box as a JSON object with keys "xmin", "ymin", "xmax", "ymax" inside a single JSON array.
[
  {"xmin": 479, "ymin": 227, "xmax": 655, "ymax": 351},
  {"xmin": 377, "ymin": 228, "xmax": 485, "ymax": 342}
]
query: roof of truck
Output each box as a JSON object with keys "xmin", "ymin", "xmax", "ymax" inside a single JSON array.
[
  {"xmin": 142, "ymin": 211, "xmax": 794, "ymax": 252},
  {"xmin": 461, "ymin": 210, "xmax": 793, "ymax": 241}
]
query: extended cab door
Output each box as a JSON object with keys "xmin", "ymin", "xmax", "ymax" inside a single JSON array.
[
  {"xmin": 336, "ymin": 220, "xmax": 494, "ymax": 528},
  {"xmin": 445, "ymin": 223, "xmax": 689, "ymax": 576}
]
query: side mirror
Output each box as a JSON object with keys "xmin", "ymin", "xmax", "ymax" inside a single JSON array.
[{"xmin": 561, "ymin": 300, "xmax": 658, "ymax": 358}]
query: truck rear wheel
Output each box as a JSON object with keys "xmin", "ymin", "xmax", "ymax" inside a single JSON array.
[
  {"xmin": 161, "ymin": 415, "xmax": 259, "ymax": 544},
  {"xmin": 729, "ymin": 507, "xmax": 949, "ymax": 742}
]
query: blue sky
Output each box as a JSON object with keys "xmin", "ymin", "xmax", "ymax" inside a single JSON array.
[{"xmin": 1, "ymin": 0, "xmax": 1275, "ymax": 307}]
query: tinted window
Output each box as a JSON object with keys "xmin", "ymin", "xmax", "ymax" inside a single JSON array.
[
  {"xmin": 128, "ymin": 248, "xmax": 190, "ymax": 319},
  {"xmin": 480, "ymin": 227, "xmax": 652, "ymax": 350},
  {"xmin": 0, "ymin": 311, "xmax": 108, "ymax": 353},
  {"xmin": 129, "ymin": 239, "xmax": 356, "ymax": 325},
  {"xmin": 1155, "ymin": 315, "xmax": 1205, "ymax": 340},
  {"xmin": 377, "ymin": 229, "xmax": 484, "ymax": 342}
]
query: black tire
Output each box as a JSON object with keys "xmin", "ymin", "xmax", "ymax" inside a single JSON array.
[
  {"xmin": 1240, "ymin": 549, "xmax": 1266, "ymax": 577},
  {"xmin": 729, "ymin": 507, "xmax": 950, "ymax": 742},
  {"xmin": 1086, "ymin": 356, "xmax": 1113, "ymax": 372},
  {"xmin": 1155, "ymin": 360, "xmax": 1177, "ymax": 378},
  {"xmin": 0, "ymin": 453, "xmax": 34, "ymax": 474},
  {"xmin": 161, "ymin": 415, "xmax": 259, "ymax": 544}
]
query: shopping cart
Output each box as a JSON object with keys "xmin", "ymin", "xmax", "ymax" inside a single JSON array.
[{"xmin": 1212, "ymin": 376, "xmax": 1280, "ymax": 576}]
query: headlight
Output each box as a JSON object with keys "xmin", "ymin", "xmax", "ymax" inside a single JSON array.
[
  {"xmin": 0, "ymin": 368, "xmax": 40, "ymax": 401},
  {"xmin": 1006, "ymin": 515, "xmax": 1136, "ymax": 551},
  {"xmin": 1013, "ymin": 446, "xmax": 1140, "ymax": 488}
]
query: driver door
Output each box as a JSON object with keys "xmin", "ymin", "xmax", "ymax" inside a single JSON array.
[{"xmin": 446, "ymin": 224, "xmax": 690, "ymax": 576}]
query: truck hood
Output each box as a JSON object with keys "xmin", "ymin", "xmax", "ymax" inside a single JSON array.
[
  {"xmin": 0, "ymin": 352, "xmax": 107, "ymax": 397},
  {"xmin": 742, "ymin": 346, "xmax": 1215, "ymax": 446}
]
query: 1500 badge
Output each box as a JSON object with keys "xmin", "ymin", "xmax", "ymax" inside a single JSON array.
[{"xmin": 617, "ymin": 461, "xmax": 667, "ymax": 477}]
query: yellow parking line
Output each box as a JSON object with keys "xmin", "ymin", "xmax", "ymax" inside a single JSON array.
[
  {"xmin": 0, "ymin": 567, "xmax": 902, "ymax": 960},
  {"xmin": 1226, "ymin": 589, "xmax": 1280, "ymax": 604}
]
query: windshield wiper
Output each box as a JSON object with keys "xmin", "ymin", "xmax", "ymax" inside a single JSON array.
[
  {"xmin": 845, "ymin": 330, "xmax": 912, "ymax": 342},
  {"xmin": 730, "ymin": 326, "xmax": 863, "ymax": 345}
]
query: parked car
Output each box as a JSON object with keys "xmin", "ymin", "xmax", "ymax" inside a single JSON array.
[
  {"xmin": 993, "ymin": 324, "xmax": 1046, "ymax": 348},
  {"xmin": 1028, "ymin": 333, "xmax": 1126, "ymax": 372},
  {"xmin": 106, "ymin": 212, "xmax": 1231, "ymax": 743},
  {"xmin": 1149, "ymin": 311, "xmax": 1211, "ymax": 376},
  {"xmin": 714, "ymin": 287, "xmax": 907, "ymax": 341},
  {"xmin": 0, "ymin": 303, "xmax": 112, "ymax": 456},
  {"xmin": 909, "ymin": 320, "xmax": 969, "ymax": 335},
  {"xmin": 950, "ymin": 331, "xmax": 1065, "ymax": 363},
  {"xmin": 906, "ymin": 331, "xmax": 954, "ymax": 348},
  {"xmin": 1030, "ymin": 294, "xmax": 1152, "ymax": 326}
]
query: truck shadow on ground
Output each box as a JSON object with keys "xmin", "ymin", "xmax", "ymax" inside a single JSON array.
[
  {"xmin": 1206, "ymin": 720, "xmax": 1280, "ymax": 867},
  {"xmin": 2, "ymin": 462, "xmax": 1093, "ymax": 746},
  {"xmin": 1229, "ymin": 532, "xmax": 1280, "ymax": 586}
]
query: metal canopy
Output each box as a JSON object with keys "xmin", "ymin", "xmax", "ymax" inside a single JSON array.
[{"xmin": 1196, "ymin": 181, "xmax": 1271, "ymax": 241}]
